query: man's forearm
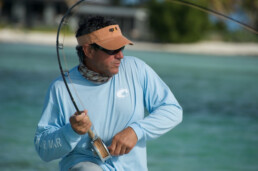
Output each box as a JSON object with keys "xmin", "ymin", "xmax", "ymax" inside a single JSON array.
[{"xmin": 34, "ymin": 123, "xmax": 81, "ymax": 162}]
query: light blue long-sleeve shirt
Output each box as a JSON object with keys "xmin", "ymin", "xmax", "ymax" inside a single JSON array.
[{"xmin": 34, "ymin": 56, "xmax": 182, "ymax": 171}]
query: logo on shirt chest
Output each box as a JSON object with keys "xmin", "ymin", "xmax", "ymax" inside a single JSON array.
[{"xmin": 116, "ymin": 89, "xmax": 129, "ymax": 98}]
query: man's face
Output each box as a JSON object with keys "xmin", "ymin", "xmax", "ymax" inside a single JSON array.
[{"xmin": 84, "ymin": 46, "xmax": 124, "ymax": 77}]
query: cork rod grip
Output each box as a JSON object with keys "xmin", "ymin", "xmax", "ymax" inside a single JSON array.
[{"xmin": 88, "ymin": 129, "xmax": 95, "ymax": 139}]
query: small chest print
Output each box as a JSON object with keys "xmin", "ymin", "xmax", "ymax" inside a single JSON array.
[{"xmin": 116, "ymin": 89, "xmax": 129, "ymax": 98}]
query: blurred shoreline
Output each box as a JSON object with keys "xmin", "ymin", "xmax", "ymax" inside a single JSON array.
[{"xmin": 1, "ymin": 29, "xmax": 258, "ymax": 56}]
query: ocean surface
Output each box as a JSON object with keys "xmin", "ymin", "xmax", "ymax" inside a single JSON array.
[{"xmin": 0, "ymin": 42, "xmax": 258, "ymax": 171}]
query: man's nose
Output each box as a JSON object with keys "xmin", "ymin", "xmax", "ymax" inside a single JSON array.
[{"xmin": 114, "ymin": 50, "xmax": 124, "ymax": 59}]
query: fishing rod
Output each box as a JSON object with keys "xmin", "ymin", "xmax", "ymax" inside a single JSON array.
[{"xmin": 55, "ymin": 0, "xmax": 257, "ymax": 163}]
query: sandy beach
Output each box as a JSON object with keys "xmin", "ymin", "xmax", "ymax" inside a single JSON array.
[{"xmin": 1, "ymin": 28, "xmax": 258, "ymax": 56}]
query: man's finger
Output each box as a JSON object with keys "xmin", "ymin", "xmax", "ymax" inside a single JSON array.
[
  {"xmin": 113, "ymin": 143, "xmax": 122, "ymax": 156},
  {"xmin": 74, "ymin": 112, "xmax": 87, "ymax": 121},
  {"xmin": 120, "ymin": 146, "xmax": 127, "ymax": 155},
  {"xmin": 125, "ymin": 148, "xmax": 131, "ymax": 154},
  {"xmin": 107, "ymin": 141, "xmax": 116, "ymax": 155}
]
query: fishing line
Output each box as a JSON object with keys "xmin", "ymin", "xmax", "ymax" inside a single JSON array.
[
  {"xmin": 59, "ymin": 7, "xmax": 86, "ymax": 110},
  {"xmin": 56, "ymin": 0, "xmax": 84, "ymax": 113}
]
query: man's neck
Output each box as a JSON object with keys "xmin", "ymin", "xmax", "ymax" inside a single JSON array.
[{"xmin": 78, "ymin": 63, "xmax": 111, "ymax": 83}]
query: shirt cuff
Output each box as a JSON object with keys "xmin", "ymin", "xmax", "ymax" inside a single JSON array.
[{"xmin": 129, "ymin": 123, "xmax": 144, "ymax": 141}]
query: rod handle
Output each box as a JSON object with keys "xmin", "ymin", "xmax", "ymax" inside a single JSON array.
[{"xmin": 88, "ymin": 129, "xmax": 95, "ymax": 139}]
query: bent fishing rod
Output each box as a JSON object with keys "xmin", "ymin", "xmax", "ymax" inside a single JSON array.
[{"xmin": 55, "ymin": 0, "xmax": 257, "ymax": 163}]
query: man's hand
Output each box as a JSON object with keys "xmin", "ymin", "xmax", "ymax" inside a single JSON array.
[
  {"xmin": 69, "ymin": 110, "xmax": 92, "ymax": 135},
  {"xmin": 108, "ymin": 127, "xmax": 138, "ymax": 156}
]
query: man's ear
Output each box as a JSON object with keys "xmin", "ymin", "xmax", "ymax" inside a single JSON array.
[{"xmin": 82, "ymin": 44, "xmax": 94, "ymax": 58}]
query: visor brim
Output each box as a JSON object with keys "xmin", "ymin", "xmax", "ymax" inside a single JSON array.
[{"xmin": 96, "ymin": 35, "xmax": 133, "ymax": 50}]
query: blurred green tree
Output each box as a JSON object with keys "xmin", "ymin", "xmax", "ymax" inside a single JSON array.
[{"xmin": 147, "ymin": 0, "xmax": 211, "ymax": 43}]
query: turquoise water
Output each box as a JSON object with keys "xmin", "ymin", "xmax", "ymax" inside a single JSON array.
[{"xmin": 0, "ymin": 42, "xmax": 258, "ymax": 171}]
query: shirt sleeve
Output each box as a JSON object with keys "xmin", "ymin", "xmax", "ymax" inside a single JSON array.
[
  {"xmin": 129, "ymin": 59, "xmax": 183, "ymax": 141},
  {"xmin": 34, "ymin": 82, "xmax": 82, "ymax": 162}
]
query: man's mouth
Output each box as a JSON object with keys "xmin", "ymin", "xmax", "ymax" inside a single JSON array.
[{"xmin": 113, "ymin": 62, "xmax": 120, "ymax": 67}]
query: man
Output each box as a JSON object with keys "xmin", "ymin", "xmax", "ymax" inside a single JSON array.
[{"xmin": 34, "ymin": 16, "xmax": 182, "ymax": 171}]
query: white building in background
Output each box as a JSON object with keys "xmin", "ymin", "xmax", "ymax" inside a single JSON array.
[
  {"xmin": 0, "ymin": 0, "xmax": 151, "ymax": 41},
  {"xmin": 74, "ymin": 4, "xmax": 149, "ymax": 40}
]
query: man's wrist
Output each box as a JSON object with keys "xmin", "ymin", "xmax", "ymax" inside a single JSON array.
[{"xmin": 128, "ymin": 123, "xmax": 144, "ymax": 141}]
